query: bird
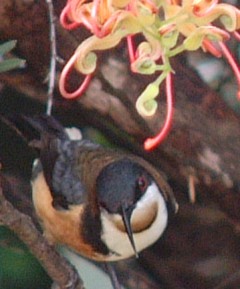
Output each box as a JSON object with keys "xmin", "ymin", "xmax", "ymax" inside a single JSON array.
[{"xmin": 25, "ymin": 115, "xmax": 178, "ymax": 288}]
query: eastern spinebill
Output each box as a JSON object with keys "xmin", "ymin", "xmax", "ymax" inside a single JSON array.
[{"xmin": 27, "ymin": 115, "xmax": 178, "ymax": 285}]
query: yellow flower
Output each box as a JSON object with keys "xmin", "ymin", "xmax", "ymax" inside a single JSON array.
[{"xmin": 59, "ymin": 0, "xmax": 240, "ymax": 150}]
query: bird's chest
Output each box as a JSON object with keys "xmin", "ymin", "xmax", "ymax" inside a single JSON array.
[
  {"xmin": 100, "ymin": 218, "xmax": 138, "ymax": 261},
  {"xmin": 99, "ymin": 207, "xmax": 167, "ymax": 261},
  {"xmin": 32, "ymin": 171, "xmax": 106, "ymax": 260}
]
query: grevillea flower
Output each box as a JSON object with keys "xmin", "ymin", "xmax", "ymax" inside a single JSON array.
[{"xmin": 59, "ymin": 0, "xmax": 240, "ymax": 150}]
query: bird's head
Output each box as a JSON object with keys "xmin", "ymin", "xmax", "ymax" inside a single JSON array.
[{"xmin": 96, "ymin": 158, "xmax": 170, "ymax": 259}]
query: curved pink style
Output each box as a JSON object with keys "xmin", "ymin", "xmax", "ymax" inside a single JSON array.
[
  {"xmin": 60, "ymin": 3, "xmax": 81, "ymax": 30},
  {"xmin": 233, "ymin": 31, "xmax": 240, "ymax": 41},
  {"xmin": 202, "ymin": 39, "xmax": 222, "ymax": 58},
  {"xmin": 144, "ymin": 73, "xmax": 174, "ymax": 151},
  {"xmin": 59, "ymin": 53, "xmax": 93, "ymax": 99},
  {"xmin": 127, "ymin": 35, "xmax": 137, "ymax": 65},
  {"xmin": 59, "ymin": 0, "xmax": 240, "ymax": 150},
  {"xmin": 219, "ymin": 42, "xmax": 240, "ymax": 100}
]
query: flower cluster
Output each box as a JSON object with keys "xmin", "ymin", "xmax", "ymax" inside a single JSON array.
[{"xmin": 59, "ymin": 0, "xmax": 240, "ymax": 150}]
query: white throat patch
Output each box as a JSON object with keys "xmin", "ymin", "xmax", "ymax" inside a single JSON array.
[{"xmin": 100, "ymin": 182, "xmax": 168, "ymax": 261}]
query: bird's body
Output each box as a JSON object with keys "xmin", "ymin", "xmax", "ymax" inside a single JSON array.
[{"xmin": 29, "ymin": 116, "xmax": 177, "ymax": 263}]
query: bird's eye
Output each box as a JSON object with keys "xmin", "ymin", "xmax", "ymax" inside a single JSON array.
[{"xmin": 137, "ymin": 175, "xmax": 148, "ymax": 192}]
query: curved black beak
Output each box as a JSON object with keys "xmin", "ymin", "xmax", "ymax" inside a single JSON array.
[{"xmin": 121, "ymin": 204, "xmax": 139, "ymax": 258}]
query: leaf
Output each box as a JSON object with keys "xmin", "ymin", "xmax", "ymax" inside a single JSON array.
[
  {"xmin": 0, "ymin": 58, "xmax": 26, "ymax": 73},
  {"xmin": 0, "ymin": 40, "xmax": 17, "ymax": 56}
]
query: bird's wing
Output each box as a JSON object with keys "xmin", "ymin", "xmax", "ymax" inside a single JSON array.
[
  {"xmin": 48, "ymin": 139, "xmax": 101, "ymax": 208},
  {"xmin": 27, "ymin": 115, "xmax": 100, "ymax": 209}
]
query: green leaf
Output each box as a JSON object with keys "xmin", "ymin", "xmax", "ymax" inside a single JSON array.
[
  {"xmin": 0, "ymin": 58, "xmax": 25, "ymax": 73},
  {"xmin": 0, "ymin": 40, "xmax": 17, "ymax": 56}
]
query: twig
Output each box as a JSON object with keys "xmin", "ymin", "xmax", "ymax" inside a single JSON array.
[
  {"xmin": 45, "ymin": 0, "xmax": 57, "ymax": 115},
  {"xmin": 0, "ymin": 174, "xmax": 84, "ymax": 289}
]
